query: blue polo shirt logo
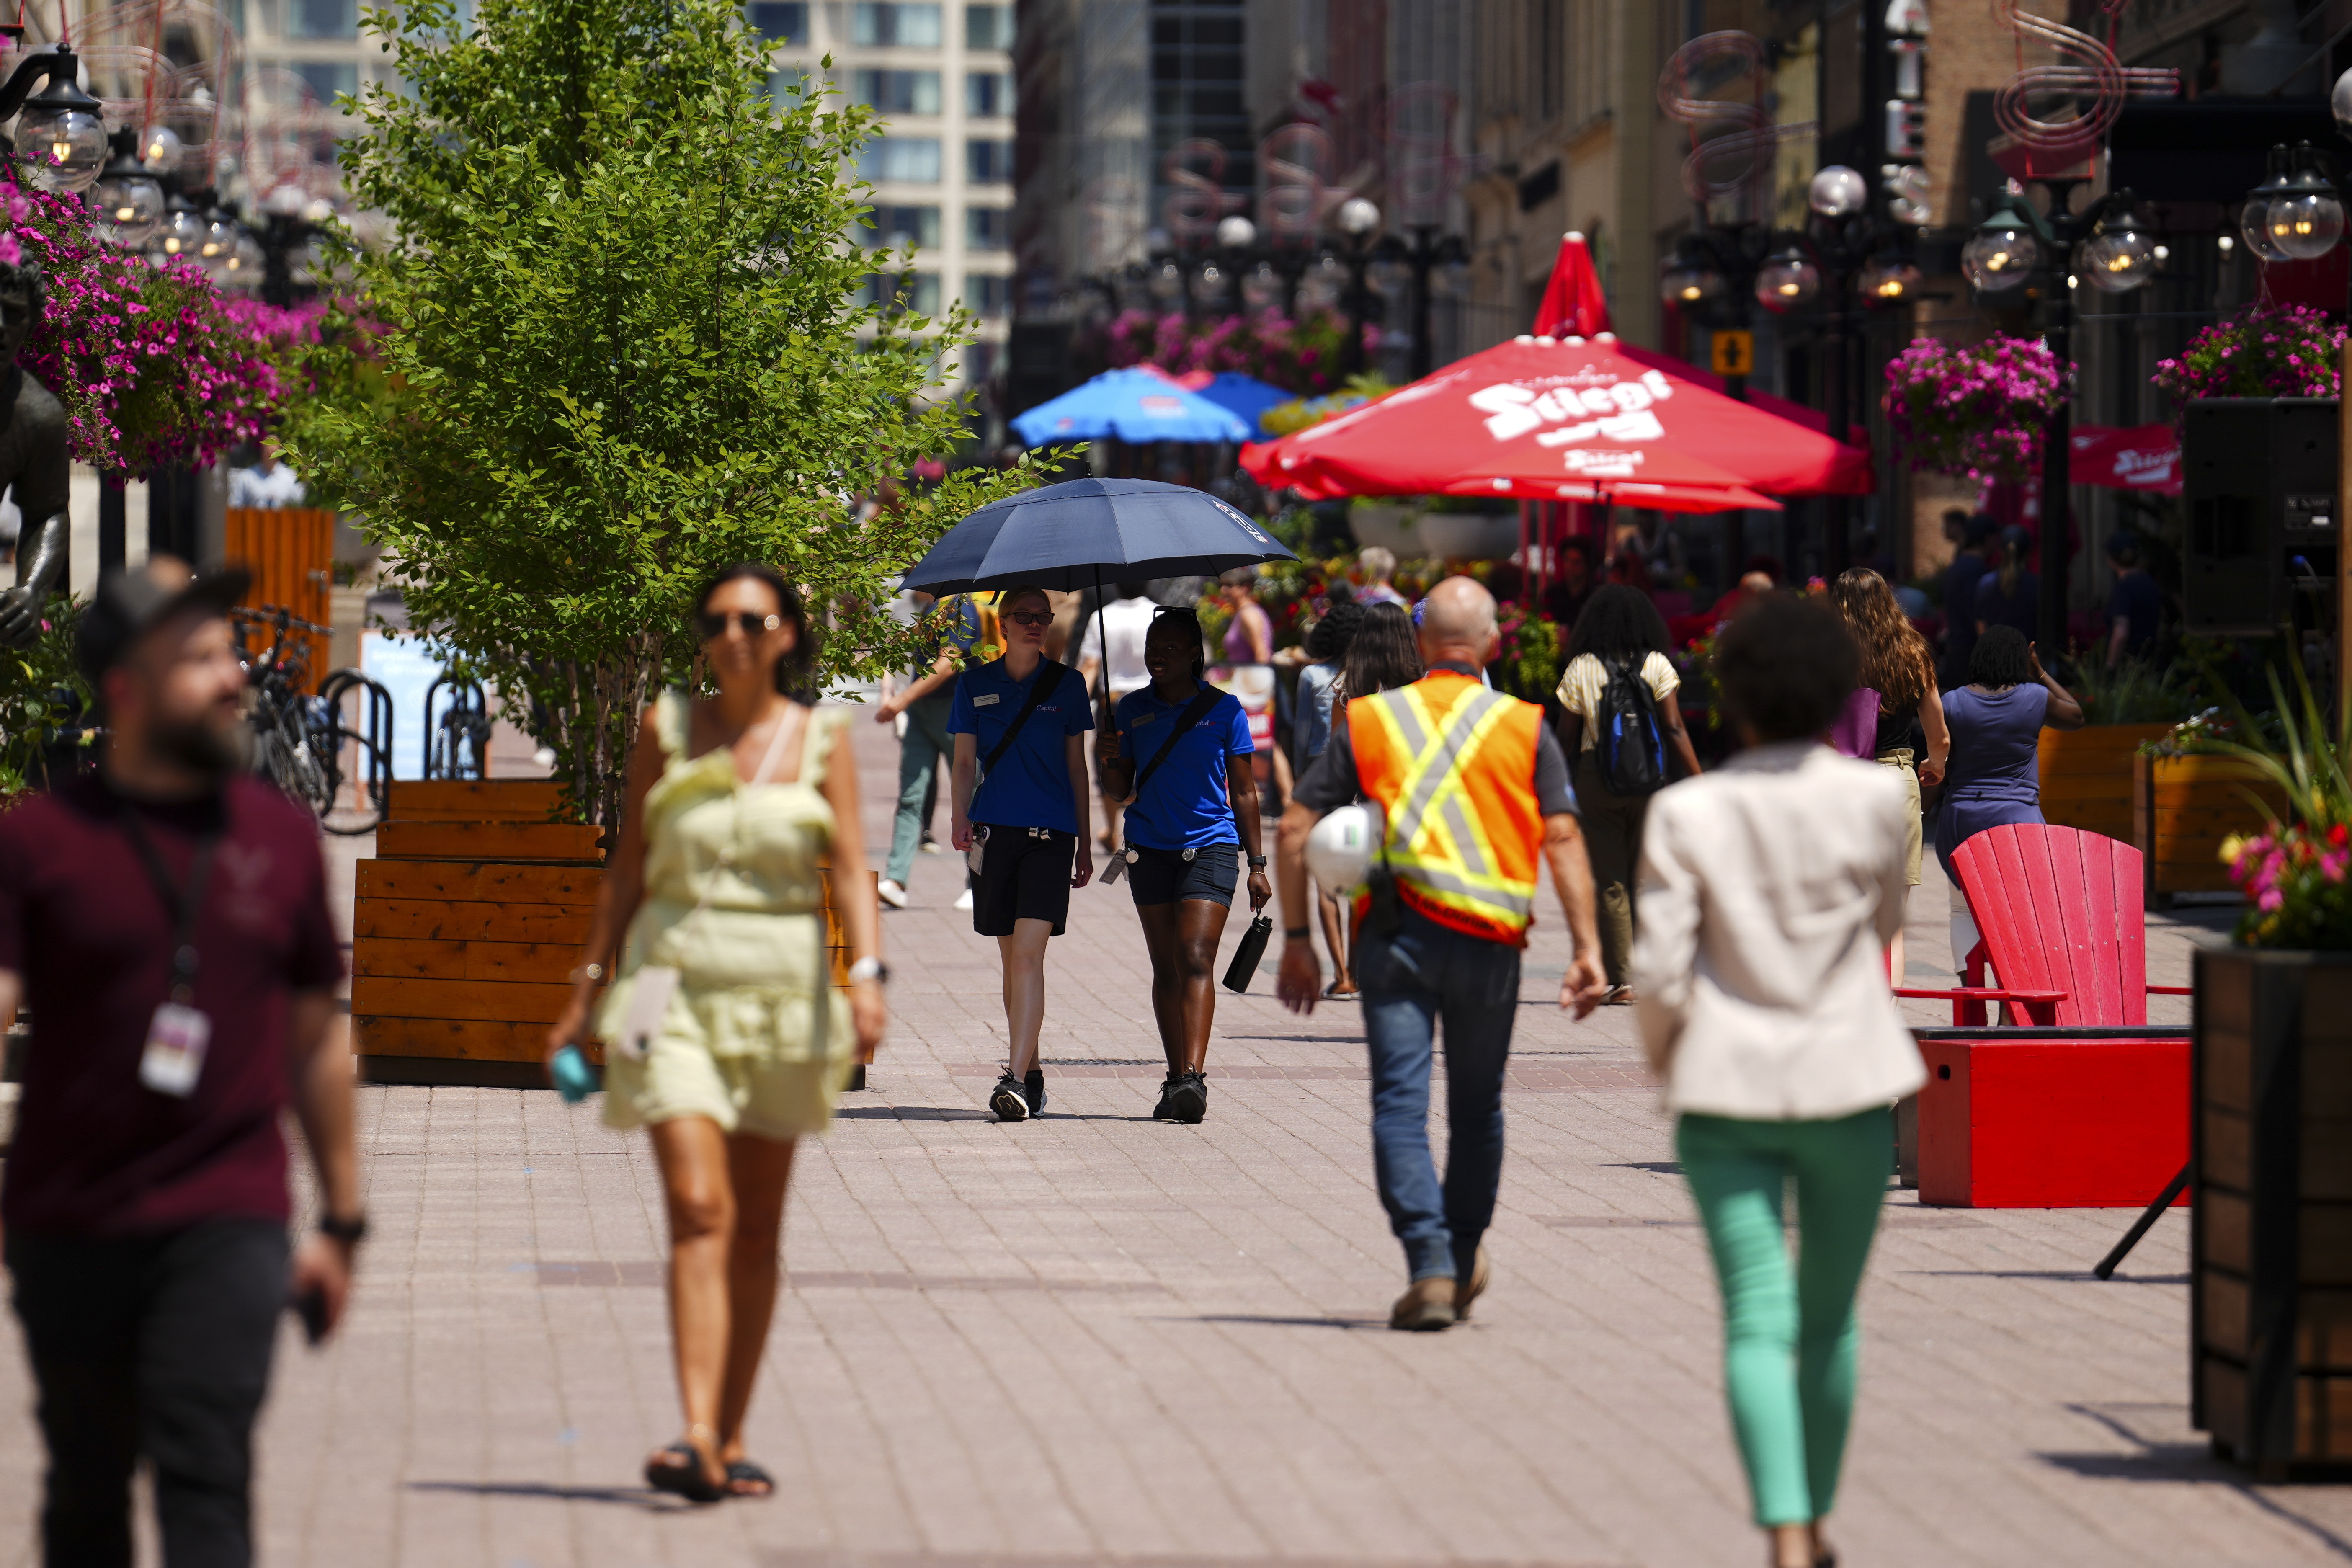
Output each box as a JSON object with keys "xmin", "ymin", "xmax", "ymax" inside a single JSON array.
[{"xmin": 946, "ymin": 658, "xmax": 1095, "ymax": 834}]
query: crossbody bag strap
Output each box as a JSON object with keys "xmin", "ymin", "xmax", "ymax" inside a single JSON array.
[
  {"xmin": 980, "ymin": 658, "xmax": 1065, "ymax": 776},
  {"xmin": 1128, "ymin": 686, "xmax": 1226, "ymax": 803}
]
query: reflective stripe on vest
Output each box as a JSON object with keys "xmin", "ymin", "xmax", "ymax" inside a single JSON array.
[{"xmin": 1349, "ymin": 672, "xmax": 1544, "ymax": 945}]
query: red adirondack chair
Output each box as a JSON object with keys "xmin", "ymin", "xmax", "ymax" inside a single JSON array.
[{"xmin": 1894, "ymin": 823, "xmax": 2195, "ymax": 1026}]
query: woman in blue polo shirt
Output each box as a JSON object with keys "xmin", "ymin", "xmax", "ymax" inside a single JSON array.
[
  {"xmin": 949, "ymin": 584, "xmax": 1095, "ymax": 1122},
  {"xmin": 1097, "ymin": 608, "xmax": 1270, "ymax": 1123}
]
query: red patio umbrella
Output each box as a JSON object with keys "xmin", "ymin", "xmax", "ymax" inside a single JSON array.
[{"xmin": 1241, "ymin": 332, "xmax": 1869, "ymax": 511}]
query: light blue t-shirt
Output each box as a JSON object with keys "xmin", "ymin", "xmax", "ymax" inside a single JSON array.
[
  {"xmin": 1293, "ymin": 661, "xmax": 1340, "ymax": 770},
  {"xmin": 948, "ymin": 658, "xmax": 1094, "ymax": 833},
  {"xmin": 1115, "ymin": 685, "xmax": 1254, "ymax": 851}
]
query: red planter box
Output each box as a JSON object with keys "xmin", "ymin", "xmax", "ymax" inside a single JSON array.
[{"xmin": 1917, "ymin": 1035, "xmax": 2191, "ymax": 1207}]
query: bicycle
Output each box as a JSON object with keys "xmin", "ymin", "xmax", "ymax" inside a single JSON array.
[{"xmin": 234, "ymin": 605, "xmax": 339, "ymax": 818}]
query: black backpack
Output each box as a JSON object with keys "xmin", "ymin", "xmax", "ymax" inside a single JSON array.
[{"xmin": 1594, "ymin": 654, "xmax": 1668, "ymax": 796}]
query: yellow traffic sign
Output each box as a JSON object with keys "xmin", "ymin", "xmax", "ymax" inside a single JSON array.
[{"xmin": 1711, "ymin": 330, "xmax": 1754, "ymax": 377}]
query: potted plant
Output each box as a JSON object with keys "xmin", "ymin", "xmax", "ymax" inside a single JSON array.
[
  {"xmin": 2183, "ymin": 663, "xmax": 2352, "ymax": 1475},
  {"xmin": 2039, "ymin": 656, "xmax": 2199, "ymax": 842},
  {"xmin": 1883, "ymin": 334, "xmax": 2064, "ymax": 483},
  {"xmin": 2152, "ymin": 302, "xmax": 2344, "ymax": 408}
]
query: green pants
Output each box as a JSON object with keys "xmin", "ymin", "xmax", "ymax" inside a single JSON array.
[
  {"xmin": 1572, "ymin": 752, "xmax": 1647, "ymax": 985},
  {"xmin": 1676, "ymin": 1106, "xmax": 1892, "ymax": 1527}
]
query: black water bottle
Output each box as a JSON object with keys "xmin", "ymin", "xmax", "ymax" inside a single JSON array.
[{"xmin": 1222, "ymin": 913, "xmax": 1274, "ymax": 993}]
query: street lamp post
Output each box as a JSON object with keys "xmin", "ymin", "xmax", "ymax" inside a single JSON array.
[
  {"xmin": 1371, "ymin": 224, "xmax": 1471, "ymax": 382},
  {"xmin": 1334, "ymin": 196, "xmax": 1382, "ymax": 378}
]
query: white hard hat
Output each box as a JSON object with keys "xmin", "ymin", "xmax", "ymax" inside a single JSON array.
[{"xmin": 1305, "ymin": 800, "xmax": 1384, "ymax": 893}]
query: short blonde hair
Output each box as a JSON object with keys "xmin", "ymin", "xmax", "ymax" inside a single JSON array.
[{"xmin": 1359, "ymin": 546, "xmax": 1397, "ymax": 583}]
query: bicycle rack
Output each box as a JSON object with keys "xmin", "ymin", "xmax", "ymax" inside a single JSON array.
[
  {"xmin": 316, "ymin": 669, "xmax": 395, "ymax": 833},
  {"xmin": 423, "ymin": 674, "xmax": 491, "ymax": 781}
]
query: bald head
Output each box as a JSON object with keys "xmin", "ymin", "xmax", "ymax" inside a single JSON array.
[{"xmin": 1417, "ymin": 575, "xmax": 1499, "ymax": 666}]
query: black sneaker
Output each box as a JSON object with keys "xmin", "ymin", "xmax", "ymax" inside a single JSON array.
[
  {"xmin": 989, "ymin": 1074, "xmax": 1029, "ymax": 1122},
  {"xmin": 1168, "ymin": 1070, "xmax": 1208, "ymax": 1124},
  {"xmin": 1024, "ymin": 1068, "xmax": 1047, "ymax": 1116},
  {"xmin": 1152, "ymin": 1074, "xmax": 1180, "ymax": 1119}
]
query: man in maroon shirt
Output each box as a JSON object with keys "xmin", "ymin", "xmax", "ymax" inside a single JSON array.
[{"xmin": 0, "ymin": 557, "xmax": 358, "ymax": 1568}]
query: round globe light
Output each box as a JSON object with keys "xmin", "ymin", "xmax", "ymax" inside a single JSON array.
[
  {"xmin": 1297, "ymin": 254, "xmax": 1346, "ymax": 310},
  {"xmin": 1808, "ymin": 165, "xmax": 1869, "ymax": 219},
  {"xmin": 1367, "ymin": 253, "xmax": 1413, "ymax": 298},
  {"xmin": 1148, "ymin": 258, "xmax": 1184, "ymax": 303},
  {"xmin": 153, "ymin": 206, "xmax": 207, "ymax": 262},
  {"xmin": 139, "ymin": 123, "xmax": 183, "ymax": 173},
  {"xmin": 221, "ymin": 232, "xmax": 266, "ymax": 290},
  {"xmin": 1658, "ymin": 257, "xmax": 1725, "ymax": 308},
  {"xmin": 1860, "ymin": 255, "xmax": 1924, "ymax": 303},
  {"xmin": 2335, "ymin": 66, "xmax": 2352, "ymax": 137},
  {"xmin": 2080, "ymin": 228, "xmax": 2156, "ymax": 291},
  {"xmin": 2271, "ymin": 189, "xmax": 2345, "ymax": 260},
  {"xmin": 1241, "ymin": 261, "xmax": 1281, "ymax": 311},
  {"xmin": 1215, "ymin": 214, "xmax": 1256, "ymax": 249},
  {"xmin": 93, "ymin": 170, "xmax": 165, "ymax": 249},
  {"xmin": 1960, "ymin": 222, "xmax": 2039, "ymax": 291},
  {"xmin": 1754, "ymin": 248, "xmax": 1820, "ymax": 311},
  {"xmin": 16, "ymin": 105, "xmax": 108, "ymax": 194},
  {"xmin": 1188, "ymin": 260, "xmax": 1226, "ymax": 304},
  {"xmin": 263, "ymin": 181, "xmax": 308, "ymax": 218},
  {"xmin": 2241, "ymin": 195, "xmax": 2293, "ymax": 262},
  {"xmin": 1337, "ymin": 196, "xmax": 1380, "ymax": 237}
]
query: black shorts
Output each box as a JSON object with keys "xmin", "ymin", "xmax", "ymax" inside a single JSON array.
[
  {"xmin": 973, "ymin": 825, "xmax": 1075, "ymax": 936},
  {"xmin": 1128, "ymin": 841, "xmax": 1240, "ymax": 908}
]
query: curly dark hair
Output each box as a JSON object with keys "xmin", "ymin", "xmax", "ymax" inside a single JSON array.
[
  {"xmin": 1969, "ymin": 624, "xmax": 2034, "ymax": 689},
  {"xmin": 1564, "ymin": 583, "xmax": 1670, "ymax": 662},
  {"xmin": 695, "ymin": 562, "xmax": 819, "ymax": 697},
  {"xmin": 1713, "ymin": 595, "xmax": 1858, "ymax": 743},
  {"xmin": 1305, "ymin": 599, "xmax": 1366, "ymax": 661}
]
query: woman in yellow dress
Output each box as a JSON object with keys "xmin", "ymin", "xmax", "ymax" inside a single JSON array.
[{"xmin": 547, "ymin": 563, "xmax": 885, "ymax": 1503}]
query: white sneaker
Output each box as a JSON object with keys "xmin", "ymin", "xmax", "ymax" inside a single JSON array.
[
  {"xmin": 952, "ymin": 887, "xmax": 975, "ymax": 912},
  {"xmin": 877, "ymin": 879, "xmax": 909, "ymax": 909}
]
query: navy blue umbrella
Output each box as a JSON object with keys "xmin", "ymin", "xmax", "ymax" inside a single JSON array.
[{"xmin": 897, "ymin": 477, "xmax": 1297, "ymax": 725}]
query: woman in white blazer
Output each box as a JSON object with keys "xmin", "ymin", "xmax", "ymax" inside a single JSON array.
[{"xmin": 1630, "ymin": 595, "xmax": 1925, "ymax": 1568}]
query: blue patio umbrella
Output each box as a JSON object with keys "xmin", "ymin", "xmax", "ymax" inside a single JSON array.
[
  {"xmin": 1011, "ymin": 368, "xmax": 1253, "ymax": 446},
  {"xmin": 1188, "ymin": 371, "xmax": 1295, "ymax": 436},
  {"xmin": 899, "ymin": 477, "xmax": 1297, "ymax": 721}
]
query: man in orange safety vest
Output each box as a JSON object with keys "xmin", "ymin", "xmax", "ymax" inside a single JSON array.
[{"xmin": 1276, "ymin": 575, "xmax": 1608, "ymax": 1331}]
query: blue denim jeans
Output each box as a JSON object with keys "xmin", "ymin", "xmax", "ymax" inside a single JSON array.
[
  {"xmin": 885, "ymin": 691, "xmax": 955, "ymax": 887},
  {"xmin": 1357, "ymin": 907, "xmax": 1521, "ymax": 1282}
]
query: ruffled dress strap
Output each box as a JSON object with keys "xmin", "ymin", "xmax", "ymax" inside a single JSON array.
[
  {"xmin": 650, "ymin": 689, "xmax": 691, "ymax": 769},
  {"xmin": 796, "ymin": 704, "xmax": 850, "ymax": 787}
]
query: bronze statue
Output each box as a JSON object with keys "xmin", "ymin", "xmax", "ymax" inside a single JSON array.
[{"xmin": 0, "ymin": 257, "xmax": 69, "ymax": 650}]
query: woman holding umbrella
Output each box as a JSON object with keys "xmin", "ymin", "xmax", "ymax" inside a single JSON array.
[
  {"xmin": 1098, "ymin": 608, "xmax": 1270, "ymax": 1122},
  {"xmin": 949, "ymin": 585, "xmax": 1096, "ymax": 1122}
]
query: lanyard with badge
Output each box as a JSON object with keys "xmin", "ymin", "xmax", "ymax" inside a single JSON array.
[{"xmin": 120, "ymin": 805, "xmax": 222, "ymax": 1098}]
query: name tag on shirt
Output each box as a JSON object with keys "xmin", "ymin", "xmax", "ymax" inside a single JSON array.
[
  {"xmin": 973, "ymin": 693, "xmax": 1001, "ymax": 707},
  {"xmin": 1131, "ymin": 711, "xmax": 1157, "ymax": 727},
  {"xmin": 140, "ymin": 1003, "xmax": 210, "ymax": 1097}
]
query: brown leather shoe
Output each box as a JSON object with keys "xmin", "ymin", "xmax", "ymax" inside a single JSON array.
[
  {"xmin": 1454, "ymin": 1245, "xmax": 1491, "ymax": 1323},
  {"xmin": 1389, "ymin": 1275, "xmax": 1457, "ymax": 1331}
]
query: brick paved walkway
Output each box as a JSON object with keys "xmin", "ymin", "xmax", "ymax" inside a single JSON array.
[{"xmin": 2, "ymin": 716, "xmax": 2343, "ymax": 1567}]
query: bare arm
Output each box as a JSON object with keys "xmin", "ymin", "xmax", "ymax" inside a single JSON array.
[
  {"xmin": 1917, "ymin": 678, "xmax": 1949, "ymax": 786},
  {"xmin": 950, "ymin": 732, "xmax": 978, "ymax": 850},
  {"xmin": 2107, "ymin": 616, "xmax": 2129, "ymax": 671},
  {"xmin": 1543, "ymin": 814, "xmax": 1608, "ymax": 1016},
  {"xmin": 875, "ymin": 648, "xmax": 957, "ymax": 722},
  {"xmin": 1096, "ymin": 717, "xmax": 1134, "ymax": 804},
  {"xmin": 544, "ymin": 704, "xmax": 665, "ymax": 1062},
  {"xmin": 1246, "ymin": 607, "xmax": 1273, "ymax": 664},
  {"xmin": 287, "ymin": 986, "xmax": 359, "ymax": 1338},
  {"xmin": 820, "ymin": 716, "xmax": 887, "ymax": 1062},
  {"xmin": 1230, "ymin": 752, "xmax": 1271, "ymax": 912},
  {"xmin": 1274, "ymin": 798, "xmax": 1325, "ymax": 1013},
  {"xmin": 1658, "ymin": 688, "xmax": 1702, "ymax": 778},
  {"xmin": 2030, "ymin": 644, "xmax": 2086, "ymax": 730},
  {"xmin": 1065, "ymin": 732, "xmax": 1094, "ymax": 887}
]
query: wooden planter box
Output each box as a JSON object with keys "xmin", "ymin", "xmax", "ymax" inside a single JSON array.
[
  {"xmin": 353, "ymin": 779, "xmax": 875, "ymax": 1089},
  {"xmin": 2133, "ymin": 753, "xmax": 2287, "ymax": 903},
  {"xmin": 1916, "ymin": 1031, "xmax": 2190, "ymax": 1207},
  {"xmin": 2193, "ymin": 948, "xmax": 2352, "ymax": 1477},
  {"xmin": 2039, "ymin": 724, "xmax": 2169, "ymax": 843},
  {"xmin": 353, "ymin": 781, "xmax": 604, "ymax": 1087}
]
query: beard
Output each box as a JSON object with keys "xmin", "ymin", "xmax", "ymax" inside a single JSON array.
[{"xmin": 151, "ymin": 710, "xmax": 252, "ymax": 777}]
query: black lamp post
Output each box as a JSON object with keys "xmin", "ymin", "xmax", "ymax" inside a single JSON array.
[
  {"xmin": 1367, "ymin": 224, "xmax": 1470, "ymax": 382},
  {"xmin": 0, "ymin": 46, "xmax": 108, "ymax": 195},
  {"xmin": 1963, "ymin": 181, "xmax": 2157, "ymax": 652}
]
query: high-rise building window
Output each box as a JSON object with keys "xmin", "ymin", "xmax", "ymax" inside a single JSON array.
[
  {"xmin": 854, "ymin": 69, "xmax": 942, "ymax": 115},
  {"xmin": 860, "ymin": 138, "xmax": 942, "ymax": 183},
  {"xmin": 861, "ymin": 204, "xmax": 943, "ymax": 249},
  {"xmin": 289, "ymin": 0, "xmax": 357, "ymax": 37},
  {"xmin": 965, "ymin": 275, "xmax": 1011, "ymax": 318},
  {"xmin": 966, "ymin": 139, "xmax": 1014, "ymax": 184},
  {"xmin": 851, "ymin": 3, "xmax": 942, "ymax": 46},
  {"xmin": 1148, "ymin": 3, "xmax": 1252, "ymax": 235},
  {"xmin": 966, "ymin": 72, "xmax": 1011, "ymax": 116},
  {"xmin": 293, "ymin": 61, "xmax": 359, "ymax": 102},
  {"xmin": 862, "ymin": 271, "xmax": 941, "ymax": 316},
  {"xmin": 965, "ymin": 4, "xmax": 1013, "ymax": 49},
  {"xmin": 966, "ymin": 206, "xmax": 1011, "ymax": 250},
  {"xmin": 745, "ymin": 2, "xmax": 807, "ymax": 44},
  {"xmin": 764, "ymin": 68, "xmax": 811, "ymax": 105}
]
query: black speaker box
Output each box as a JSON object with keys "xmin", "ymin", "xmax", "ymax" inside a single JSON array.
[{"xmin": 2182, "ymin": 399, "xmax": 2338, "ymax": 637}]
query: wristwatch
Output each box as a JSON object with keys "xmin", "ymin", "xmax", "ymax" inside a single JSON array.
[
  {"xmin": 846, "ymin": 956, "xmax": 891, "ymax": 985},
  {"xmin": 1247, "ymin": 854, "xmax": 1269, "ymax": 869},
  {"xmin": 319, "ymin": 1212, "xmax": 369, "ymax": 1246}
]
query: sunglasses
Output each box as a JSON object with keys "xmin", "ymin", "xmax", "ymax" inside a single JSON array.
[
  {"xmin": 1003, "ymin": 610, "xmax": 1054, "ymax": 628},
  {"xmin": 698, "ymin": 611, "xmax": 782, "ymax": 639}
]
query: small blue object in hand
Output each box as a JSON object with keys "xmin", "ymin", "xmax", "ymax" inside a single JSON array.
[{"xmin": 550, "ymin": 1044, "xmax": 598, "ymax": 1103}]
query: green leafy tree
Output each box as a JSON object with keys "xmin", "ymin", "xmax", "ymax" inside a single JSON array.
[{"xmin": 283, "ymin": 0, "xmax": 1035, "ymax": 822}]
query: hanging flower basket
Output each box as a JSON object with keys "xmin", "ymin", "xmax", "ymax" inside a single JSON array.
[
  {"xmin": 1093, "ymin": 307, "xmax": 1355, "ymax": 395},
  {"xmin": 1883, "ymin": 334, "xmax": 2064, "ymax": 485},
  {"xmin": 2152, "ymin": 302, "xmax": 2344, "ymax": 413}
]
